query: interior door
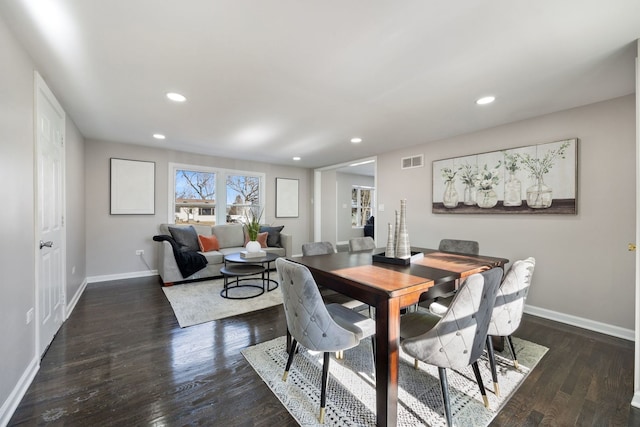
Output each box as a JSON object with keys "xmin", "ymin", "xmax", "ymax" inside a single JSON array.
[{"xmin": 35, "ymin": 72, "xmax": 66, "ymax": 357}]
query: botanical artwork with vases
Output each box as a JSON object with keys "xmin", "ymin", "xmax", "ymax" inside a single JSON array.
[{"xmin": 432, "ymin": 138, "xmax": 577, "ymax": 214}]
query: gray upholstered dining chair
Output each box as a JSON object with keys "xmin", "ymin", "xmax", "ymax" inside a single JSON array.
[
  {"xmin": 302, "ymin": 241, "xmax": 336, "ymax": 256},
  {"xmin": 429, "ymin": 258, "xmax": 535, "ymax": 397},
  {"xmin": 301, "ymin": 240, "xmax": 370, "ymax": 342},
  {"xmin": 276, "ymin": 258, "xmax": 376, "ymax": 423},
  {"xmin": 417, "ymin": 238, "xmax": 480, "ymax": 311},
  {"xmin": 348, "ymin": 236, "xmax": 376, "ymax": 252},
  {"xmin": 485, "ymin": 257, "xmax": 536, "ymax": 395},
  {"xmin": 400, "ymin": 268, "xmax": 503, "ymax": 427},
  {"xmin": 438, "ymin": 238, "xmax": 480, "ymax": 255}
]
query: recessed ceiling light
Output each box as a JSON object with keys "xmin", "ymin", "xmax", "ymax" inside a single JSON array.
[
  {"xmin": 166, "ymin": 92, "xmax": 186, "ymax": 102},
  {"xmin": 476, "ymin": 96, "xmax": 495, "ymax": 105},
  {"xmin": 292, "ymin": 156, "xmax": 301, "ymax": 161},
  {"xmin": 153, "ymin": 134, "xmax": 166, "ymax": 140},
  {"xmin": 350, "ymin": 137, "xmax": 362, "ymax": 143}
]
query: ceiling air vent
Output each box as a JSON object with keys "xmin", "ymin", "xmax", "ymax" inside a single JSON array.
[{"xmin": 401, "ymin": 154, "xmax": 424, "ymax": 170}]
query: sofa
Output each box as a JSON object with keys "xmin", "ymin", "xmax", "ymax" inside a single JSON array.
[{"xmin": 156, "ymin": 223, "xmax": 292, "ymax": 285}]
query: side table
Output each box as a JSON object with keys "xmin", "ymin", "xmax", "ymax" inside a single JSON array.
[
  {"xmin": 223, "ymin": 252, "xmax": 280, "ymax": 291},
  {"xmin": 219, "ymin": 264, "xmax": 266, "ymax": 299}
]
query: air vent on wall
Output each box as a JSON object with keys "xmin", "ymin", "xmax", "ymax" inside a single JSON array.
[{"xmin": 401, "ymin": 154, "xmax": 424, "ymax": 169}]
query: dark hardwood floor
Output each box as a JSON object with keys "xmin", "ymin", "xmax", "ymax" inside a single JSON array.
[{"xmin": 8, "ymin": 276, "xmax": 640, "ymax": 426}]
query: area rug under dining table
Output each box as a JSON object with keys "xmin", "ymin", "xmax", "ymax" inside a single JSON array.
[{"xmin": 242, "ymin": 335, "xmax": 547, "ymax": 426}]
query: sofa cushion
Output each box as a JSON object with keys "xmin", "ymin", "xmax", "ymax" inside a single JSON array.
[
  {"xmin": 212, "ymin": 224, "xmax": 245, "ymax": 248},
  {"xmin": 168, "ymin": 225, "xmax": 200, "ymax": 252},
  {"xmin": 200, "ymin": 251, "xmax": 224, "ymax": 265},
  {"xmin": 259, "ymin": 225, "xmax": 285, "ymax": 247},
  {"xmin": 198, "ymin": 234, "xmax": 220, "ymax": 252}
]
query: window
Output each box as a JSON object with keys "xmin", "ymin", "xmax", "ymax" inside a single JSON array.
[
  {"xmin": 169, "ymin": 163, "xmax": 264, "ymax": 225},
  {"xmin": 174, "ymin": 169, "xmax": 216, "ymax": 225},
  {"xmin": 225, "ymin": 174, "xmax": 261, "ymax": 223},
  {"xmin": 352, "ymin": 186, "xmax": 374, "ymax": 227}
]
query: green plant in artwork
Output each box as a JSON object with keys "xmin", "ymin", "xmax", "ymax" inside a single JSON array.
[{"xmin": 473, "ymin": 162, "xmax": 502, "ymax": 190}]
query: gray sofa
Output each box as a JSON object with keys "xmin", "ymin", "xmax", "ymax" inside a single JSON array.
[{"xmin": 157, "ymin": 223, "xmax": 291, "ymax": 285}]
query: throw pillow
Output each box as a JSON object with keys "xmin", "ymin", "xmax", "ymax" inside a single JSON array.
[
  {"xmin": 198, "ymin": 234, "xmax": 220, "ymax": 252},
  {"xmin": 168, "ymin": 225, "xmax": 200, "ymax": 252},
  {"xmin": 259, "ymin": 225, "xmax": 285, "ymax": 247},
  {"xmin": 245, "ymin": 231, "xmax": 268, "ymax": 248}
]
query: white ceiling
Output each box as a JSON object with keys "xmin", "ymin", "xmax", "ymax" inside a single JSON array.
[{"xmin": 2, "ymin": 1, "xmax": 638, "ymax": 169}]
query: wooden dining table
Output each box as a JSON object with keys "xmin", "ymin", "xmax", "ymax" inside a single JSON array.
[{"xmin": 289, "ymin": 247, "xmax": 509, "ymax": 427}]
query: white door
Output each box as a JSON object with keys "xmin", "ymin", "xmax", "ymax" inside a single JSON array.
[{"xmin": 35, "ymin": 72, "xmax": 66, "ymax": 357}]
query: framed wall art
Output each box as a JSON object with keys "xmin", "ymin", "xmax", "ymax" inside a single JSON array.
[
  {"xmin": 275, "ymin": 177, "xmax": 299, "ymax": 218},
  {"xmin": 110, "ymin": 158, "xmax": 156, "ymax": 215},
  {"xmin": 432, "ymin": 138, "xmax": 578, "ymax": 214}
]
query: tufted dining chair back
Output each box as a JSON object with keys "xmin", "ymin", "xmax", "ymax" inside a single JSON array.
[
  {"xmin": 402, "ymin": 267, "xmax": 502, "ymax": 370},
  {"xmin": 438, "ymin": 239, "xmax": 479, "ymax": 255},
  {"xmin": 488, "ymin": 257, "xmax": 536, "ymax": 337},
  {"xmin": 348, "ymin": 236, "xmax": 376, "ymax": 252},
  {"xmin": 302, "ymin": 241, "xmax": 335, "ymax": 256},
  {"xmin": 276, "ymin": 258, "xmax": 364, "ymax": 352}
]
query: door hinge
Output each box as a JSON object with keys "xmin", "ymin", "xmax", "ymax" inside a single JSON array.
[{"xmin": 61, "ymin": 215, "xmax": 64, "ymax": 227}]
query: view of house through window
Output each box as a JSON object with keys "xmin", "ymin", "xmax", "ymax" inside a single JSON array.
[
  {"xmin": 352, "ymin": 186, "xmax": 374, "ymax": 227},
  {"xmin": 172, "ymin": 164, "xmax": 263, "ymax": 226}
]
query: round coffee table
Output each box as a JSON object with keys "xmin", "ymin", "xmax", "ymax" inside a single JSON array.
[
  {"xmin": 219, "ymin": 264, "xmax": 266, "ymax": 299},
  {"xmin": 224, "ymin": 252, "xmax": 280, "ymax": 291}
]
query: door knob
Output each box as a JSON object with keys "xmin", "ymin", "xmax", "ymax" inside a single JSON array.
[{"xmin": 39, "ymin": 240, "xmax": 53, "ymax": 249}]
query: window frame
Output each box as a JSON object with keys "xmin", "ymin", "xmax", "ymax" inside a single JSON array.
[
  {"xmin": 168, "ymin": 162, "xmax": 265, "ymax": 225},
  {"xmin": 351, "ymin": 185, "xmax": 375, "ymax": 228}
]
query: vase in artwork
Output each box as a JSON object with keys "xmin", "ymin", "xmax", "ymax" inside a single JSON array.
[
  {"xmin": 396, "ymin": 199, "xmax": 411, "ymax": 258},
  {"xmin": 246, "ymin": 240, "xmax": 261, "ymax": 253},
  {"xmin": 526, "ymin": 177, "xmax": 553, "ymax": 208},
  {"xmin": 503, "ymin": 172, "xmax": 522, "ymax": 207},
  {"xmin": 385, "ymin": 223, "xmax": 395, "ymax": 258},
  {"xmin": 476, "ymin": 188, "xmax": 498, "ymax": 208},
  {"xmin": 442, "ymin": 181, "xmax": 459, "ymax": 208},
  {"xmin": 463, "ymin": 184, "xmax": 476, "ymax": 206}
]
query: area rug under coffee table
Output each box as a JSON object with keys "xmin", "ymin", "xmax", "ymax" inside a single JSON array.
[
  {"xmin": 242, "ymin": 336, "xmax": 547, "ymax": 426},
  {"xmin": 162, "ymin": 278, "xmax": 283, "ymax": 327}
]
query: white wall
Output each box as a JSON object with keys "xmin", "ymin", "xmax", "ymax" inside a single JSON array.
[
  {"xmin": 0, "ymin": 13, "xmax": 87, "ymax": 424},
  {"xmin": 84, "ymin": 139, "xmax": 312, "ymax": 280},
  {"xmin": 0, "ymin": 13, "xmax": 38, "ymax": 421},
  {"xmin": 376, "ymin": 95, "xmax": 636, "ymax": 331},
  {"xmin": 65, "ymin": 116, "xmax": 86, "ymax": 306}
]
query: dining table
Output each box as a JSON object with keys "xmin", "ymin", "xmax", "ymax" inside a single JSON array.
[{"xmin": 288, "ymin": 247, "xmax": 509, "ymax": 427}]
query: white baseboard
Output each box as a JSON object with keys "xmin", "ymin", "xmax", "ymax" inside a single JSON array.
[
  {"xmin": 524, "ymin": 304, "xmax": 634, "ymax": 341},
  {"xmin": 87, "ymin": 269, "xmax": 158, "ymax": 284},
  {"xmin": 0, "ymin": 356, "xmax": 39, "ymax": 427},
  {"xmin": 65, "ymin": 278, "xmax": 87, "ymax": 320}
]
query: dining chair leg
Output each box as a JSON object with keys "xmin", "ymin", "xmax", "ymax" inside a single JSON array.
[
  {"xmin": 437, "ymin": 367, "xmax": 453, "ymax": 427},
  {"xmin": 471, "ymin": 361, "xmax": 490, "ymax": 408},
  {"xmin": 283, "ymin": 339, "xmax": 298, "ymax": 381},
  {"xmin": 320, "ymin": 352, "xmax": 331, "ymax": 423},
  {"xmin": 485, "ymin": 336, "xmax": 499, "ymax": 396},
  {"xmin": 504, "ymin": 335, "xmax": 519, "ymax": 369}
]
